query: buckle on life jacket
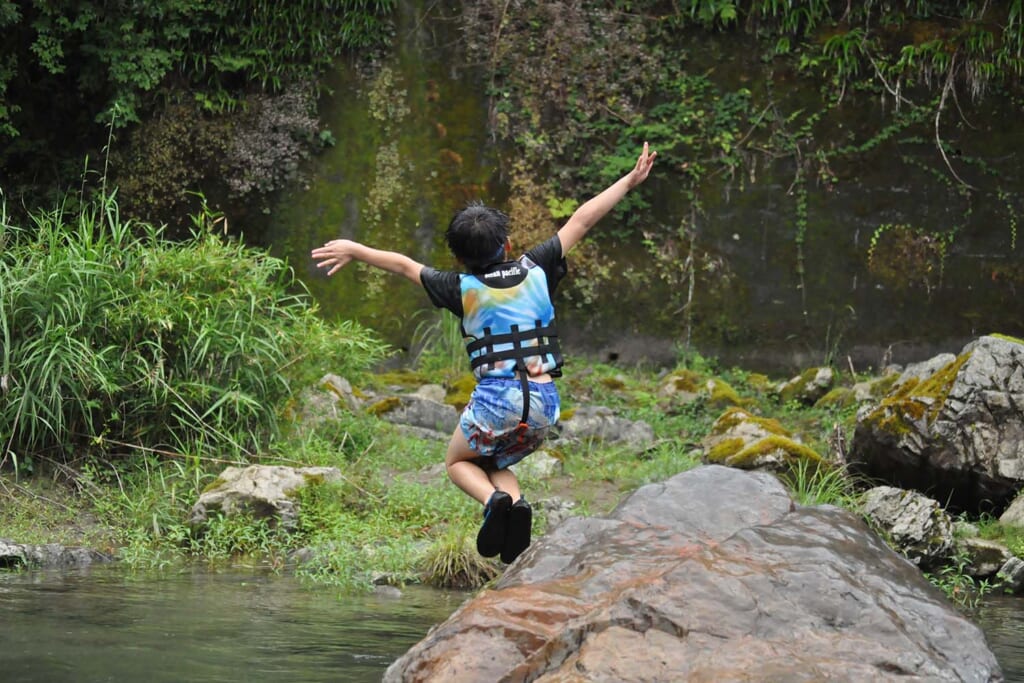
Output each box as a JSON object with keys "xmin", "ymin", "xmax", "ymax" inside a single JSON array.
[{"xmin": 514, "ymin": 420, "xmax": 530, "ymax": 444}]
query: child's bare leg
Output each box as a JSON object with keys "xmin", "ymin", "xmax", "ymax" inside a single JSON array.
[
  {"xmin": 487, "ymin": 468, "xmax": 521, "ymax": 502},
  {"xmin": 445, "ymin": 427, "xmax": 499, "ymax": 504}
]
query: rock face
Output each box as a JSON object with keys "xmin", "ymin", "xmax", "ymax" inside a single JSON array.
[
  {"xmin": 384, "ymin": 466, "xmax": 1001, "ymax": 682},
  {"xmin": 850, "ymin": 335, "xmax": 1024, "ymax": 512}
]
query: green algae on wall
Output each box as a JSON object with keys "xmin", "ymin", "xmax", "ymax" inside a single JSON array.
[{"xmin": 267, "ymin": 7, "xmax": 494, "ymax": 351}]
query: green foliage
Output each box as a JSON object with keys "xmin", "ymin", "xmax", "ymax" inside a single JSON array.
[
  {"xmin": 0, "ymin": 194, "xmax": 386, "ymax": 462},
  {"xmin": 192, "ymin": 512, "xmax": 286, "ymax": 564},
  {"xmin": 1, "ymin": 1, "xmax": 397, "ymax": 212},
  {"xmin": 459, "ymin": 0, "xmax": 1023, "ymax": 329},
  {"xmin": 867, "ymin": 223, "xmax": 953, "ymax": 292},
  {"xmin": 925, "ymin": 547, "xmax": 994, "ymax": 610},
  {"xmin": 976, "ymin": 515, "xmax": 1024, "ymax": 558},
  {"xmin": 0, "ymin": 1, "xmax": 396, "ymax": 138}
]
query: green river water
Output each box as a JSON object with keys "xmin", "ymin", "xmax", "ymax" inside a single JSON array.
[{"xmin": 0, "ymin": 566, "xmax": 462, "ymax": 682}]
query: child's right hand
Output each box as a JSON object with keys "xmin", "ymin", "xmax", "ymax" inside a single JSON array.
[
  {"xmin": 627, "ymin": 141, "xmax": 658, "ymax": 189},
  {"xmin": 311, "ymin": 239, "xmax": 358, "ymax": 276}
]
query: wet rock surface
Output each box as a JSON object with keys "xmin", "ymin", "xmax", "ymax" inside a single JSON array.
[
  {"xmin": 384, "ymin": 465, "xmax": 1001, "ymax": 682},
  {"xmin": 0, "ymin": 538, "xmax": 111, "ymax": 569}
]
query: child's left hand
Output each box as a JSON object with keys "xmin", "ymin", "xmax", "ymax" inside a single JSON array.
[{"xmin": 628, "ymin": 141, "xmax": 658, "ymax": 189}]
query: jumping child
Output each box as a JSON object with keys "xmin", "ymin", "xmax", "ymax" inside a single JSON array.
[{"xmin": 311, "ymin": 142, "xmax": 657, "ymax": 564}]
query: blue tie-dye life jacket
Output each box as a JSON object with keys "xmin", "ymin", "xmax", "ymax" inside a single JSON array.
[{"xmin": 459, "ymin": 254, "xmax": 563, "ymax": 382}]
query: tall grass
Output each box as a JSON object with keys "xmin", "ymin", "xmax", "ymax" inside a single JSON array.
[
  {"xmin": 411, "ymin": 311, "xmax": 465, "ymax": 378},
  {"xmin": 780, "ymin": 458, "xmax": 861, "ymax": 508},
  {"xmin": 0, "ymin": 194, "xmax": 386, "ymax": 465}
]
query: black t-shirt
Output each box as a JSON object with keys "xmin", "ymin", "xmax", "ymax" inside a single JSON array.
[{"xmin": 420, "ymin": 235, "xmax": 567, "ymax": 317}]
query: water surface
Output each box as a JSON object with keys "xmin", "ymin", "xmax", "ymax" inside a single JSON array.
[
  {"xmin": 975, "ymin": 594, "xmax": 1024, "ymax": 682},
  {"xmin": 0, "ymin": 565, "xmax": 463, "ymax": 682},
  {"xmin": 3, "ymin": 566, "xmax": 1023, "ymax": 681}
]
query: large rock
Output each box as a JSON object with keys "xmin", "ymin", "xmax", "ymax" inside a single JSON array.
[
  {"xmin": 0, "ymin": 539, "xmax": 111, "ymax": 569},
  {"xmin": 558, "ymin": 406, "xmax": 655, "ymax": 447},
  {"xmin": 384, "ymin": 466, "xmax": 1001, "ymax": 682},
  {"xmin": 861, "ymin": 486, "xmax": 955, "ymax": 570},
  {"xmin": 850, "ymin": 335, "xmax": 1024, "ymax": 512},
  {"xmin": 368, "ymin": 394, "xmax": 458, "ymax": 436},
  {"xmin": 189, "ymin": 465, "xmax": 341, "ymax": 530}
]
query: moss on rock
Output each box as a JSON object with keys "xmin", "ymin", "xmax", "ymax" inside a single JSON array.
[
  {"xmin": 777, "ymin": 367, "xmax": 832, "ymax": 405},
  {"xmin": 707, "ymin": 379, "xmax": 750, "ymax": 408},
  {"xmin": 376, "ymin": 370, "xmax": 430, "ymax": 388},
  {"xmin": 723, "ymin": 435, "xmax": 823, "ymax": 468},
  {"xmin": 991, "ymin": 332, "xmax": 1024, "ymax": 345},
  {"xmin": 659, "ymin": 369, "xmax": 703, "ymax": 395},
  {"xmin": 710, "ymin": 407, "xmax": 789, "ymax": 438},
  {"xmin": 366, "ymin": 396, "xmax": 403, "ymax": 416},
  {"xmin": 863, "ymin": 351, "xmax": 971, "ymax": 439},
  {"xmin": 706, "ymin": 437, "xmax": 745, "ymax": 463},
  {"xmin": 745, "ymin": 373, "xmax": 775, "ymax": 394},
  {"xmin": 815, "ymin": 387, "xmax": 855, "ymax": 410},
  {"xmin": 445, "ymin": 373, "xmax": 477, "ymax": 410}
]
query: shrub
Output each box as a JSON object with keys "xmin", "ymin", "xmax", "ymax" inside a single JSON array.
[{"xmin": 0, "ymin": 194, "xmax": 386, "ymax": 463}]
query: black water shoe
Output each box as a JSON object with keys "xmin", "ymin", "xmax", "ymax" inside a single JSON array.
[
  {"xmin": 501, "ymin": 498, "xmax": 532, "ymax": 564},
  {"xmin": 476, "ymin": 490, "xmax": 513, "ymax": 558}
]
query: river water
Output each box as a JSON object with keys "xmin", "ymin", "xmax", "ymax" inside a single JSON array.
[
  {"xmin": 0, "ymin": 566, "xmax": 462, "ymax": 682},
  {"xmin": 2, "ymin": 565, "xmax": 1023, "ymax": 681}
]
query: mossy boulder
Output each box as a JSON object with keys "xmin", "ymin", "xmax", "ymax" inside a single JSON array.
[
  {"xmin": 850, "ymin": 335, "xmax": 1024, "ymax": 513},
  {"xmin": 702, "ymin": 407, "xmax": 823, "ymax": 471},
  {"xmin": 368, "ymin": 394, "xmax": 459, "ymax": 435},
  {"xmin": 775, "ymin": 367, "xmax": 835, "ymax": 405},
  {"xmin": 657, "ymin": 369, "xmax": 703, "ymax": 401},
  {"xmin": 444, "ymin": 373, "xmax": 477, "ymax": 410}
]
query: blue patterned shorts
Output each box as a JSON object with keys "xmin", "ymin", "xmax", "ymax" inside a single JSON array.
[{"xmin": 460, "ymin": 377, "xmax": 560, "ymax": 470}]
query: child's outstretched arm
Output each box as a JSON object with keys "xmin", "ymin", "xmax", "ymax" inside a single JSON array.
[
  {"xmin": 311, "ymin": 239, "xmax": 424, "ymax": 285},
  {"xmin": 557, "ymin": 141, "xmax": 657, "ymax": 255}
]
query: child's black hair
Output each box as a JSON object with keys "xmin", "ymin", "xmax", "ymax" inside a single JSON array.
[{"xmin": 445, "ymin": 200, "xmax": 510, "ymax": 270}]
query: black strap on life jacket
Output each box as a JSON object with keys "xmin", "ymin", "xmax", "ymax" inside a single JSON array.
[{"xmin": 466, "ymin": 320, "xmax": 562, "ymax": 431}]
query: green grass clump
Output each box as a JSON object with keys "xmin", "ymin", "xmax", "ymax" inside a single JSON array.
[
  {"xmin": 780, "ymin": 459, "xmax": 859, "ymax": 508},
  {"xmin": 976, "ymin": 516, "xmax": 1024, "ymax": 558},
  {"xmin": 422, "ymin": 526, "xmax": 500, "ymax": 589}
]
